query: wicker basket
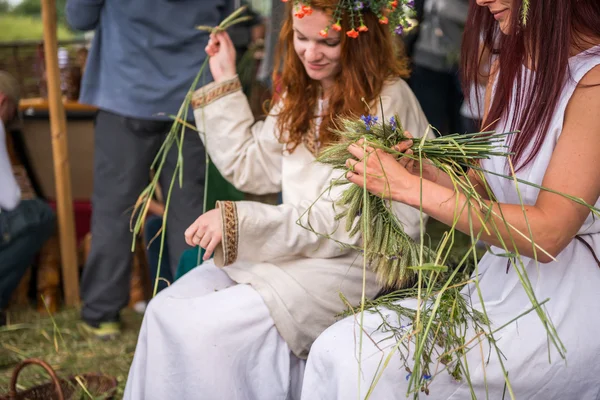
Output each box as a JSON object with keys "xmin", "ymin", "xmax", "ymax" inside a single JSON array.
[{"xmin": 1, "ymin": 359, "xmax": 117, "ymax": 400}]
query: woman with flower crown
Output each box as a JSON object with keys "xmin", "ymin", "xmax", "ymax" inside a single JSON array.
[
  {"xmin": 123, "ymin": 0, "xmax": 430, "ymax": 398},
  {"xmin": 302, "ymin": 0, "xmax": 600, "ymax": 398}
]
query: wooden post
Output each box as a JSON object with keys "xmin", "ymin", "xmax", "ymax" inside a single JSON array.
[{"xmin": 41, "ymin": 0, "xmax": 80, "ymax": 305}]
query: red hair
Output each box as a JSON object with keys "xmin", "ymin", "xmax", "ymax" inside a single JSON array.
[
  {"xmin": 462, "ymin": 0, "xmax": 600, "ymax": 170},
  {"xmin": 272, "ymin": 0, "xmax": 409, "ymax": 153}
]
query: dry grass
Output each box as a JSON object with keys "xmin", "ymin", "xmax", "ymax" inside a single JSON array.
[{"xmin": 0, "ymin": 307, "xmax": 143, "ymax": 398}]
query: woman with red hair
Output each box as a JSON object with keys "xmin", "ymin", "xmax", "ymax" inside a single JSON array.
[
  {"xmin": 303, "ymin": 0, "xmax": 600, "ymax": 398},
  {"xmin": 124, "ymin": 1, "xmax": 429, "ymax": 398}
]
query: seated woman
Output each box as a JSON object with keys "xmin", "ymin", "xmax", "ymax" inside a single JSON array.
[
  {"xmin": 302, "ymin": 0, "xmax": 600, "ymax": 399},
  {"xmin": 124, "ymin": 1, "xmax": 429, "ymax": 398}
]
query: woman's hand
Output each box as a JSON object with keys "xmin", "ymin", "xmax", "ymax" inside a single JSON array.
[
  {"xmin": 394, "ymin": 131, "xmax": 440, "ymax": 183},
  {"xmin": 184, "ymin": 209, "xmax": 223, "ymax": 261},
  {"xmin": 345, "ymin": 139, "xmax": 421, "ymax": 204},
  {"xmin": 205, "ymin": 31, "xmax": 237, "ymax": 83}
]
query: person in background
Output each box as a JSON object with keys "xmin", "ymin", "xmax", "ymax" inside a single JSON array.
[
  {"xmin": 409, "ymin": 0, "xmax": 469, "ymax": 135},
  {"xmin": 0, "ymin": 71, "xmax": 55, "ymax": 326},
  {"xmin": 65, "ymin": 0, "xmax": 235, "ymax": 338}
]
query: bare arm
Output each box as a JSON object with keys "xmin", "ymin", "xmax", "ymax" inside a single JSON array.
[{"xmin": 348, "ymin": 65, "xmax": 600, "ymax": 262}]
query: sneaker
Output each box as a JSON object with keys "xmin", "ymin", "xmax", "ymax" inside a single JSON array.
[{"xmin": 79, "ymin": 321, "xmax": 121, "ymax": 340}]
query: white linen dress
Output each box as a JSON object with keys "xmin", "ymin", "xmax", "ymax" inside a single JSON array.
[{"xmin": 300, "ymin": 48, "xmax": 600, "ymax": 400}]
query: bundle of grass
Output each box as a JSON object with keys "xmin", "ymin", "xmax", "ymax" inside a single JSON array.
[{"xmin": 316, "ymin": 113, "xmax": 513, "ymax": 288}]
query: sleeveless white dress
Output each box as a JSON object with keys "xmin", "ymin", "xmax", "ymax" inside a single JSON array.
[{"xmin": 301, "ymin": 48, "xmax": 600, "ymax": 399}]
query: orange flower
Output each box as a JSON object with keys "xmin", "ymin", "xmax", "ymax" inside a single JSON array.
[
  {"xmin": 332, "ymin": 23, "xmax": 342, "ymax": 32},
  {"xmin": 390, "ymin": 0, "xmax": 398, "ymax": 9},
  {"xmin": 281, "ymin": 0, "xmax": 289, "ymax": 2},
  {"xmin": 294, "ymin": 10, "xmax": 306, "ymax": 18},
  {"xmin": 319, "ymin": 29, "xmax": 329, "ymax": 37},
  {"xmin": 346, "ymin": 29, "xmax": 359, "ymax": 39},
  {"xmin": 358, "ymin": 24, "xmax": 369, "ymax": 32},
  {"xmin": 302, "ymin": 5, "xmax": 313, "ymax": 15},
  {"xmin": 379, "ymin": 16, "xmax": 389, "ymax": 24}
]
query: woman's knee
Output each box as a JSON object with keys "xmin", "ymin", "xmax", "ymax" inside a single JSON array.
[{"xmin": 309, "ymin": 317, "xmax": 357, "ymax": 368}]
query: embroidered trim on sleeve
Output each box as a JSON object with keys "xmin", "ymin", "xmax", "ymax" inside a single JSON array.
[
  {"xmin": 192, "ymin": 76, "xmax": 242, "ymax": 109},
  {"xmin": 217, "ymin": 200, "xmax": 239, "ymax": 266}
]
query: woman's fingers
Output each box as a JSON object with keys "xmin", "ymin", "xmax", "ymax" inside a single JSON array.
[
  {"xmin": 184, "ymin": 223, "xmax": 198, "ymax": 246},
  {"xmin": 203, "ymin": 237, "xmax": 221, "ymax": 261},
  {"xmin": 214, "ymin": 31, "xmax": 235, "ymax": 58},
  {"xmin": 205, "ymin": 34, "xmax": 220, "ymax": 56},
  {"xmin": 345, "ymin": 158, "xmax": 364, "ymax": 174},
  {"xmin": 346, "ymin": 170, "xmax": 364, "ymax": 186},
  {"xmin": 199, "ymin": 233, "xmax": 212, "ymax": 250},
  {"xmin": 184, "ymin": 220, "xmax": 206, "ymax": 247},
  {"xmin": 219, "ymin": 31, "xmax": 235, "ymax": 50},
  {"xmin": 347, "ymin": 142, "xmax": 375, "ymax": 160},
  {"xmin": 192, "ymin": 227, "xmax": 206, "ymax": 246},
  {"xmin": 398, "ymin": 149, "xmax": 414, "ymax": 169}
]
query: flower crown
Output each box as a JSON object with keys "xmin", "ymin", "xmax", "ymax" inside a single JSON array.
[{"xmin": 283, "ymin": 0, "xmax": 416, "ymax": 39}]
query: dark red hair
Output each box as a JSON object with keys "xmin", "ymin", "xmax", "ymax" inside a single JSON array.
[{"xmin": 462, "ymin": 0, "xmax": 600, "ymax": 170}]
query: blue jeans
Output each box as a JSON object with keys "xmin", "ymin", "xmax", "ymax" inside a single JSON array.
[{"xmin": 0, "ymin": 199, "xmax": 55, "ymax": 310}]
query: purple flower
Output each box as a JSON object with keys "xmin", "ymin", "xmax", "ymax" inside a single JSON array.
[
  {"xmin": 360, "ymin": 115, "xmax": 379, "ymax": 131},
  {"xmin": 406, "ymin": 373, "xmax": 412, "ymax": 381},
  {"xmin": 423, "ymin": 374, "xmax": 432, "ymax": 380},
  {"xmin": 394, "ymin": 25, "xmax": 404, "ymax": 35},
  {"xmin": 407, "ymin": 0, "xmax": 415, "ymax": 8},
  {"xmin": 389, "ymin": 116, "xmax": 397, "ymax": 130},
  {"xmin": 354, "ymin": 1, "xmax": 364, "ymax": 10}
]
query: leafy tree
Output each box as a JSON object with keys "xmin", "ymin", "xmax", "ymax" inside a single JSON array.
[
  {"xmin": 12, "ymin": 0, "xmax": 69, "ymax": 27},
  {"xmin": 0, "ymin": 0, "xmax": 11, "ymax": 13}
]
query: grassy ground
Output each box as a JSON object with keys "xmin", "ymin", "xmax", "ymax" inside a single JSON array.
[
  {"xmin": 0, "ymin": 14, "xmax": 74, "ymax": 41},
  {"xmin": 0, "ymin": 308, "xmax": 142, "ymax": 398},
  {"xmin": 0, "ymin": 220, "xmax": 478, "ymax": 398}
]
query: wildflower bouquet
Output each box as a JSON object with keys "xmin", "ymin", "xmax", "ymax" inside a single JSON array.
[{"xmin": 315, "ymin": 113, "xmax": 513, "ymax": 288}]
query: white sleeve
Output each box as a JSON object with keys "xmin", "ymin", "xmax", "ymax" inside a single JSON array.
[
  {"xmin": 192, "ymin": 76, "xmax": 283, "ymax": 195},
  {"xmin": 0, "ymin": 122, "xmax": 20, "ymax": 211}
]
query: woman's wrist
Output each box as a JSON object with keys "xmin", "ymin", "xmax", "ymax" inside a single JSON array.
[
  {"xmin": 391, "ymin": 174, "xmax": 421, "ymax": 207},
  {"xmin": 214, "ymin": 72, "xmax": 238, "ymax": 83}
]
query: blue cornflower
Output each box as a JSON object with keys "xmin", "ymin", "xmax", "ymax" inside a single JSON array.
[
  {"xmin": 389, "ymin": 116, "xmax": 397, "ymax": 130},
  {"xmin": 360, "ymin": 115, "xmax": 379, "ymax": 130},
  {"xmin": 354, "ymin": 1, "xmax": 364, "ymax": 10},
  {"xmin": 406, "ymin": 373, "xmax": 412, "ymax": 381},
  {"xmin": 423, "ymin": 374, "xmax": 432, "ymax": 380}
]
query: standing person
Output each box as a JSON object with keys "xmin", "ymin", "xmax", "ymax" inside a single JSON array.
[
  {"xmin": 123, "ymin": 0, "xmax": 431, "ymax": 398},
  {"xmin": 65, "ymin": 0, "xmax": 233, "ymax": 338},
  {"xmin": 0, "ymin": 71, "xmax": 55, "ymax": 326},
  {"xmin": 302, "ymin": 0, "xmax": 600, "ymax": 398},
  {"xmin": 409, "ymin": 0, "xmax": 469, "ymax": 135}
]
